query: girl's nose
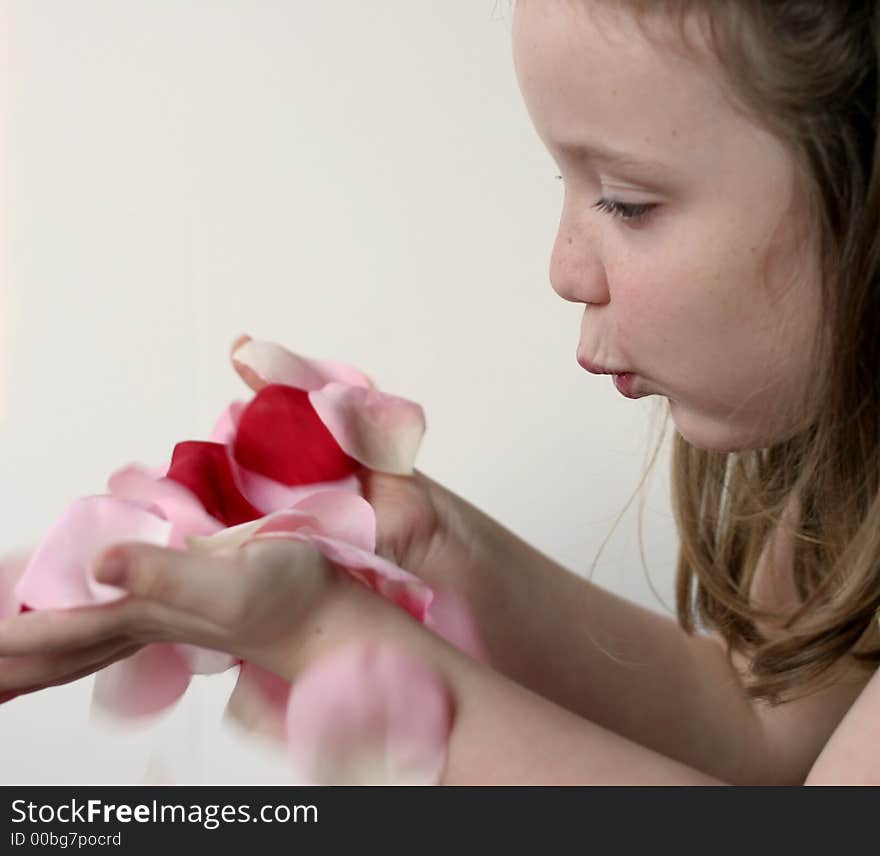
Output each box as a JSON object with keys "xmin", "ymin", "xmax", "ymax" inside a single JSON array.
[{"xmin": 549, "ymin": 222, "xmax": 610, "ymax": 306}]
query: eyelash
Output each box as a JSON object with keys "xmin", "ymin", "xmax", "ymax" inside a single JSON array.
[{"xmin": 554, "ymin": 174, "xmax": 655, "ymax": 223}]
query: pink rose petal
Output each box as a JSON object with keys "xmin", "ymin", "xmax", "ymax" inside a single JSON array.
[
  {"xmin": 174, "ymin": 644, "xmax": 237, "ymax": 675},
  {"xmin": 186, "ymin": 492, "xmax": 377, "ymax": 557},
  {"xmin": 15, "ymin": 496, "xmax": 172, "ymax": 610},
  {"xmin": 285, "ymin": 642, "xmax": 452, "ymax": 785},
  {"xmin": 423, "ymin": 588, "xmax": 490, "ymax": 664},
  {"xmin": 233, "ymin": 462, "xmax": 361, "ymax": 516},
  {"xmin": 208, "ymin": 401, "xmax": 247, "ymax": 445},
  {"xmin": 184, "ymin": 510, "xmax": 317, "ymax": 555},
  {"xmin": 107, "ymin": 463, "xmax": 225, "ymax": 549},
  {"xmin": 225, "ymin": 661, "xmax": 292, "ymax": 743},
  {"xmin": 309, "ymin": 382, "xmax": 425, "ymax": 475},
  {"xmin": 232, "ymin": 339, "xmax": 373, "ymax": 391},
  {"xmin": 91, "ymin": 643, "xmax": 192, "ymax": 718},
  {"xmin": 263, "ymin": 490, "xmax": 376, "ymax": 553}
]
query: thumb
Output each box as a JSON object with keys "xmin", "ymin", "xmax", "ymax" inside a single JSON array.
[{"xmin": 93, "ymin": 543, "xmax": 243, "ymax": 620}]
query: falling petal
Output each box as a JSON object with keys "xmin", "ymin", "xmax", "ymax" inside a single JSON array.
[
  {"xmin": 175, "ymin": 644, "xmax": 237, "ymax": 675},
  {"xmin": 225, "ymin": 661, "xmax": 292, "ymax": 743},
  {"xmin": 285, "ymin": 642, "xmax": 452, "ymax": 785},
  {"xmin": 91, "ymin": 643, "xmax": 192, "ymax": 718}
]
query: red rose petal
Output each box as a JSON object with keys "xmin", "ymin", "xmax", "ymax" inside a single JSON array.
[
  {"xmin": 233, "ymin": 384, "xmax": 358, "ymax": 486},
  {"xmin": 165, "ymin": 441, "xmax": 263, "ymax": 527}
]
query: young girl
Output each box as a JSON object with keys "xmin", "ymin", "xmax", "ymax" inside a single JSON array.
[{"xmin": 1, "ymin": 0, "xmax": 878, "ymax": 784}]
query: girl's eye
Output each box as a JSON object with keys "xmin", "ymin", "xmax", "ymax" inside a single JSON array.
[
  {"xmin": 591, "ymin": 197, "xmax": 655, "ymax": 223},
  {"xmin": 554, "ymin": 175, "xmax": 655, "ymax": 224}
]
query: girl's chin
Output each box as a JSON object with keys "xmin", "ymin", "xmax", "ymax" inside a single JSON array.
[{"xmin": 667, "ymin": 400, "xmax": 760, "ymax": 453}]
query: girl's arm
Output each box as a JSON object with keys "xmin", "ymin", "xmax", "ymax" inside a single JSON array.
[
  {"xmin": 804, "ymin": 664, "xmax": 880, "ymax": 784},
  {"xmin": 244, "ymin": 570, "xmax": 727, "ymax": 785},
  {"xmin": 421, "ymin": 477, "xmax": 867, "ymax": 784}
]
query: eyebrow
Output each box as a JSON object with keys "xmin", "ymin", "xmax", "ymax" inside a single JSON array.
[{"xmin": 554, "ymin": 140, "xmax": 677, "ymax": 177}]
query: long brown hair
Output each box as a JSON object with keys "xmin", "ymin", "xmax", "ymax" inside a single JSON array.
[{"xmin": 607, "ymin": 1, "xmax": 880, "ymax": 703}]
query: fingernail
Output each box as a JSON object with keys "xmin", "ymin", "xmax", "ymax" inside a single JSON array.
[{"xmin": 96, "ymin": 550, "xmax": 128, "ymax": 586}]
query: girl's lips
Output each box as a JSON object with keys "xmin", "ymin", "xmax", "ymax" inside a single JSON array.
[
  {"xmin": 576, "ymin": 354, "xmax": 647, "ymax": 398},
  {"xmin": 613, "ymin": 372, "xmax": 642, "ymax": 399}
]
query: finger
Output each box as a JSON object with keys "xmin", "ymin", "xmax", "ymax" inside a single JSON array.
[
  {"xmin": 94, "ymin": 539, "xmax": 323, "ymax": 634},
  {"xmin": 0, "ymin": 637, "xmax": 141, "ymax": 695},
  {"xmin": 94, "ymin": 541, "xmax": 250, "ymax": 627},
  {"xmin": 0, "ymin": 598, "xmax": 142, "ymax": 656},
  {"xmin": 3, "ymin": 642, "xmax": 142, "ymax": 699}
]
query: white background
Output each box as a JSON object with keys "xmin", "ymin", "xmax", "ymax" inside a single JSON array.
[{"xmin": 0, "ymin": 0, "xmax": 677, "ymax": 783}]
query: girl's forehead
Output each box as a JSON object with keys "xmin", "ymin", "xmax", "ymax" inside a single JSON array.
[{"xmin": 512, "ymin": 1, "xmax": 749, "ymax": 185}]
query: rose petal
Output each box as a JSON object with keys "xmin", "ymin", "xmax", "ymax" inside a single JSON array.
[
  {"xmin": 263, "ymin": 490, "xmax": 376, "ymax": 553},
  {"xmin": 309, "ymin": 382, "xmax": 425, "ymax": 475},
  {"xmin": 184, "ymin": 494, "xmax": 374, "ymax": 555},
  {"xmin": 208, "ymin": 401, "xmax": 247, "ymax": 445},
  {"xmin": 108, "ymin": 463, "xmax": 225, "ymax": 548},
  {"xmin": 232, "ymin": 339, "xmax": 373, "ymax": 392},
  {"xmin": 233, "ymin": 463, "xmax": 361, "ymax": 517},
  {"xmin": 423, "ymin": 588, "xmax": 490, "ymax": 663},
  {"xmin": 285, "ymin": 642, "xmax": 452, "ymax": 785},
  {"xmin": 15, "ymin": 496, "xmax": 172, "ymax": 610},
  {"xmin": 184, "ymin": 510, "xmax": 317, "ymax": 554},
  {"xmin": 91, "ymin": 643, "xmax": 192, "ymax": 718},
  {"xmin": 174, "ymin": 644, "xmax": 237, "ymax": 675},
  {"xmin": 233, "ymin": 385, "xmax": 359, "ymax": 486},
  {"xmin": 165, "ymin": 440, "xmax": 264, "ymax": 527},
  {"xmin": 225, "ymin": 661, "xmax": 292, "ymax": 743}
]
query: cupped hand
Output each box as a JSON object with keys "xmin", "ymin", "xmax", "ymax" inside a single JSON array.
[{"xmin": 0, "ymin": 537, "xmax": 338, "ymax": 699}]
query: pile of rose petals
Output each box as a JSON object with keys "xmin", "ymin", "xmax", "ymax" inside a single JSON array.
[{"xmin": 0, "ymin": 338, "xmax": 485, "ymax": 784}]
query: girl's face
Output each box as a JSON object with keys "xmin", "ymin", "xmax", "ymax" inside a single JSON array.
[{"xmin": 512, "ymin": 1, "xmax": 822, "ymax": 452}]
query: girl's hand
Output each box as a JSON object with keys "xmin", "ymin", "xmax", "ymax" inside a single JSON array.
[
  {"xmin": 0, "ymin": 538, "xmax": 338, "ymax": 698},
  {"xmin": 231, "ymin": 335, "xmax": 481, "ymax": 597}
]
